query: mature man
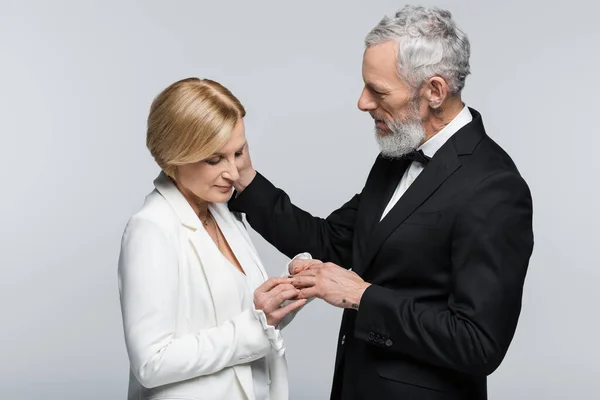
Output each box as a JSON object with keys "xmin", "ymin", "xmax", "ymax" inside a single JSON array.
[{"xmin": 230, "ymin": 5, "xmax": 534, "ymax": 400}]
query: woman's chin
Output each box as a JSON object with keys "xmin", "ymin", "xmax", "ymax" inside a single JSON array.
[{"xmin": 207, "ymin": 189, "xmax": 233, "ymax": 203}]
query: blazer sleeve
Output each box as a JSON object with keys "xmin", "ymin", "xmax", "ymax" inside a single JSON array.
[
  {"xmin": 118, "ymin": 217, "xmax": 273, "ymax": 388},
  {"xmin": 354, "ymin": 171, "xmax": 534, "ymax": 376},
  {"xmin": 228, "ymin": 172, "xmax": 360, "ymax": 267}
]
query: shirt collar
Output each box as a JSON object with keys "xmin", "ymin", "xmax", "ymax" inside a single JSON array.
[{"xmin": 419, "ymin": 105, "xmax": 473, "ymax": 158}]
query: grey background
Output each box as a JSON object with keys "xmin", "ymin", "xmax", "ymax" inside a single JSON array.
[{"xmin": 1, "ymin": 0, "xmax": 598, "ymax": 399}]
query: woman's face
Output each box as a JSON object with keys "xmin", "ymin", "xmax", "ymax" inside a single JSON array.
[{"xmin": 175, "ymin": 118, "xmax": 247, "ymax": 205}]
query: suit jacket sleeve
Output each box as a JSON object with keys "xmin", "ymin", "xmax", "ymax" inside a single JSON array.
[
  {"xmin": 229, "ymin": 172, "xmax": 360, "ymax": 267},
  {"xmin": 355, "ymin": 170, "xmax": 534, "ymax": 376},
  {"xmin": 118, "ymin": 217, "xmax": 273, "ymax": 388}
]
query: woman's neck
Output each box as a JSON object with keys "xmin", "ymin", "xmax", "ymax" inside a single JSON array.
[
  {"xmin": 172, "ymin": 178, "xmax": 210, "ymax": 221},
  {"xmin": 191, "ymin": 199, "xmax": 210, "ymax": 222}
]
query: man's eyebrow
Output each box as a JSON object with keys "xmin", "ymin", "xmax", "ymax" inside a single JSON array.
[{"xmin": 367, "ymin": 83, "xmax": 388, "ymax": 92}]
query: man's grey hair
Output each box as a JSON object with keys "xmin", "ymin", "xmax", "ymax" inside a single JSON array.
[{"xmin": 365, "ymin": 5, "xmax": 471, "ymax": 95}]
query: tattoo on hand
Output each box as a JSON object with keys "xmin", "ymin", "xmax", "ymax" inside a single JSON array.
[{"xmin": 342, "ymin": 299, "xmax": 359, "ymax": 310}]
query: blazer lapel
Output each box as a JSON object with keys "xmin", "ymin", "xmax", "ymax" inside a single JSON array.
[
  {"xmin": 198, "ymin": 204, "xmax": 261, "ymax": 400},
  {"xmin": 211, "ymin": 204, "xmax": 278, "ymax": 400},
  {"xmin": 354, "ymin": 157, "xmax": 410, "ymax": 269},
  {"xmin": 188, "ymin": 221, "xmax": 257, "ymax": 400},
  {"xmin": 154, "ymin": 174, "xmax": 257, "ymax": 400},
  {"xmin": 210, "ymin": 203, "xmax": 267, "ymax": 282},
  {"xmin": 188, "ymin": 230, "xmax": 241, "ymax": 325},
  {"xmin": 357, "ymin": 143, "xmax": 462, "ymax": 275},
  {"xmin": 363, "ymin": 157, "xmax": 411, "ymax": 233}
]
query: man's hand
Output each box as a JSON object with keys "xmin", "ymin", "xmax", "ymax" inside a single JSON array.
[
  {"xmin": 291, "ymin": 262, "xmax": 371, "ymax": 309},
  {"xmin": 254, "ymin": 277, "xmax": 306, "ymax": 327},
  {"xmin": 233, "ymin": 141, "xmax": 257, "ymax": 193},
  {"xmin": 288, "ymin": 258, "xmax": 323, "ymax": 276}
]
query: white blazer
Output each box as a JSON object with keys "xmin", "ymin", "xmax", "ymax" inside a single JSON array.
[{"xmin": 118, "ymin": 172, "xmax": 292, "ymax": 400}]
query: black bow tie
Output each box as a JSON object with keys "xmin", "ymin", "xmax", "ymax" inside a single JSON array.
[{"xmin": 404, "ymin": 149, "xmax": 431, "ymax": 164}]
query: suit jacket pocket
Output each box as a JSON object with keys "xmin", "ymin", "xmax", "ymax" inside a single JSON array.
[
  {"xmin": 376, "ymin": 358, "xmax": 458, "ymax": 393},
  {"xmin": 402, "ymin": 211, "xmax": 441, "ymax": 227}
]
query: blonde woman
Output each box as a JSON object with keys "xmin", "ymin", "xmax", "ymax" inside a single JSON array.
[{"xmin": 118, "ymin": 78, "xmax": 305, "ymax": 400}]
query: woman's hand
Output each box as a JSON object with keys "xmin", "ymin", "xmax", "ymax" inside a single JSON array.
[{"xmin": 254, "ymin": 277, "xmax": 307, "ymax": 327}]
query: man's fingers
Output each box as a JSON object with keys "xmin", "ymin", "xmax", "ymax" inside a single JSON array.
[
  {"xmin": 295, "ymin": 269, "xmax": 318, "ymax": 277},
  {"xmin": 291, "ymin": 275, "xmax": 317, "ymax": 288},
  {"xmin": 290, "ymin": 258, "xmax": 321, "ymax": 267},
  {"xmin": 290, "ymin": 259, "xmax": 322, "ymax": 275},
  {"xmin": 293, "ymin": 263, "xmax": 322, "ymax": 275},
  {"xmin": 298, "ymin": 287, "xmax": 319, "ymax": 299}
]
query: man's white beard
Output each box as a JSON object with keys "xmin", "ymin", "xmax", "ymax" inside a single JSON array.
[{"xmin": 375, "ymin": 107, "xmax": 426, "ymax": 159}]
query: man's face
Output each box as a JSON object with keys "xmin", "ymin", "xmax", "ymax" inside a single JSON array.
[{"xmin": 358, "ymin": 40, "xmax": 425, "ymax": 157}]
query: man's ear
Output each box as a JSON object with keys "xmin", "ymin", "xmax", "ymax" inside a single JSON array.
[{"xmin": 424, "ymin": 76, "xmax": 449, "ymax": 111}]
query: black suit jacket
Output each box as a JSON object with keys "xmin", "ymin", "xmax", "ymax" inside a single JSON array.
[{"xmin": 229, "ymin": 108, "xmax": 534, "ymax": 400}]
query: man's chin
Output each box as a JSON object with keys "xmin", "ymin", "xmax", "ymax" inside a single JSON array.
[{"xmin": 375, "ymin": 127, "xmax": 391, "ymax": 137}]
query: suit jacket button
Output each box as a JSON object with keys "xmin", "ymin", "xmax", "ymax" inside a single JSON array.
[
  {"xmin": 341, "ymin": 335, "xmax": 346, "ymax": 345},
  {"xmin": 385, "ymin": 339, "xmax": 393, "ymax": 347}
]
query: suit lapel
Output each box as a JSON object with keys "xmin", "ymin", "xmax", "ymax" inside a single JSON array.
[
  {"xmin": 210, "ymin": 203, "xmax": 267, "ymax": 282},
  {"xmin": 188, "ymin": 230, "xmax": 241, "ymax": 325},
  {"xmin": 210, "ymin": 205, "xmax": 279, "ymax": 400},
  {"xmin": 357, "ymin": 143, "xmax": 461, "ymax": 275},
  {"xmin": 154, "ymin": 174, "xmax": 258, "ymax": 400},
  {"xmin": 364, "ymin": 157, "xmax": 411, "ymax": 231},
  {"xmin": 188, "ymin": 225, "xmax": 256, "ymax": 400},
  {"xmin": 354, "ymin": 157, "xmax": 409, "ymax": 268}
]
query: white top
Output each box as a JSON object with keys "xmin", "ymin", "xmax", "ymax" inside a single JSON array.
[{"xmin": 380, "ymin": 106, "xmax": 473, "ymax": 220}]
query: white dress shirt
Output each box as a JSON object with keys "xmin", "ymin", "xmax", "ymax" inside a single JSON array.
[{"xmin": 380, "ymin": 106, "xmax": 473, "ymax": 220}]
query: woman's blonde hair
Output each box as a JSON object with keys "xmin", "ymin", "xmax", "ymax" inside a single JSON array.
[{"xmin": 146, "ymin": 77, "xmax": 246, "ymax": 177}]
